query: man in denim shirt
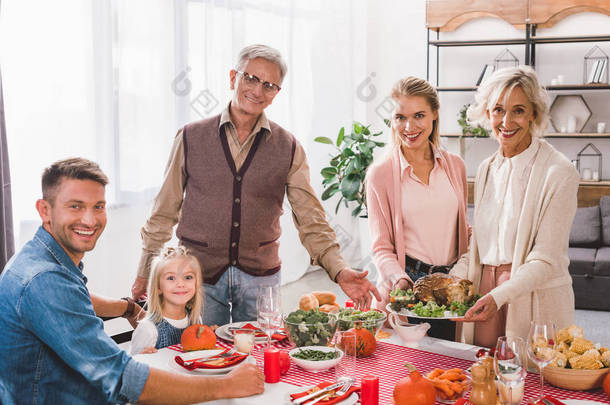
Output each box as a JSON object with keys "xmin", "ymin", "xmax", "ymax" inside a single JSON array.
[{"xmin": 0, "ymin": 158, "xmax": 264, "ymax": 404}]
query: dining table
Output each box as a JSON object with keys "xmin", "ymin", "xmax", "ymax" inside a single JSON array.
[{"xmin": 133, "ymin": 328, "xmax": 610, "ymax": 405}]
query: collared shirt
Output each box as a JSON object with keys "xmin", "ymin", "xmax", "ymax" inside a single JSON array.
[
  {"xmin": 399, "ymin": 145, "xmax": 459, "ymax": 266},
  {"xmin": 478, "ymin": 137, "xmax": 541, "ymax": 265},
  {"xmin": 137, "ymin": 102, "xmax": 348, "ymax": 280},
  {"xmin": 0, "ymin": 227, "xmax": 149, "ymax": 405}
]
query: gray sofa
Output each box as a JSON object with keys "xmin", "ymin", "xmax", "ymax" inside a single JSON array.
[{"xmin": 568, "ymin": 196, "xmax": 610, "ymax": 311}]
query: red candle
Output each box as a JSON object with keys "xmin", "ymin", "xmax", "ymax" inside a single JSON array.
[
  {"xmin": 345, "ymin": 299, "xmax": 354, "ymax": 308},
  {"xmin": 263, "ymin": 346, "xmax": 280, "ymax": 383},
  {"xmin": 361, "ymin": 375, "xmax": 379, "ymax": 405}
]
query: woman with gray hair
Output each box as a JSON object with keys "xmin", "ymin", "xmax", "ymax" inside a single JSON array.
[{"xmin": 450, "ymin": 66, "xmax": 579, "ymax": 347}]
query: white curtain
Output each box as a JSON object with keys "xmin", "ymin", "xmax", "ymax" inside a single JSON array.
[{"xmin": 1, "ymin": 0, "xmax": 368, "ymax": 295}]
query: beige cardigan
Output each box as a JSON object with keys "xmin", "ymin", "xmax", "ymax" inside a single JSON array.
[{"xmin": 450, "ymin": 139, "xmax": 579, "ymax": 344}]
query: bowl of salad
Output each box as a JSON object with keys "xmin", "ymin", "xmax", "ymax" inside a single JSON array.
[
  {"xmin": 288, "ymin": 346, "xmax": 343, "ymax": 372},
  {"xmin": 388, "ymin": 288, "xmax": 480, "ymax": 318},
  {"xmin": 335, "ymin": 308, "xmax": 386, "ymax": 336},
  {"xmin": 283, "ymin": 309, "xmax": 337, "ymax": 347}
]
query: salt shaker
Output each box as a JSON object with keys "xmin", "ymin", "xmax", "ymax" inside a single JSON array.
[{"xmin": 469, "ymin": 357, "xmax": 497, "ymax": 405}]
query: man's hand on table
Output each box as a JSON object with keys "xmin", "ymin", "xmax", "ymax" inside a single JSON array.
[
  {"xmin": 223, "ymin": 363, "xmax": 265, "ymax": 397},
  {"xmin": 455, "ymin": 294, "xmax": 498, "ymax": 322},
  {"xmin": 131, "ymin": 276, "xmax": 149, "ymax": 301},
  {"xmin": 336, "ymin": 268, "xmax": 382, "ymax": 310}
]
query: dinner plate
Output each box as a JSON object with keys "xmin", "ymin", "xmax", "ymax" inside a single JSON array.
[
  {"xmin": 284, "ymin": 386, "xmax": 358, "ymax": 405},
  {"xmin": 386, "ymin": 303, "xmax": 465, "ymax": 320},
  {"xmin": 564, "ymin": 401, "xmax": 608, "ymax": 405},
  {"xmin": 169, "ymin": 349, "xmax": 254, "ymax": 375},
  {"xmin": 215, "ymin": 321, "xmax": 274, "ymax": 343}
]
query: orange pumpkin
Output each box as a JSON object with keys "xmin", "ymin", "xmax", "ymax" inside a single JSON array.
[
  {"xmin": 181, "ymin": 324, "xmax": 216, "ymax": 351},
  {"xmin": 603, "ymin": 373, "xmax": 610, "ymax": 399},
  {"xmin": 393, "ymin": 367, "xmax": 436, "ymax": 405},
  {"xmin": 342, "ymin": 326, "xmax": 376, "ymax": 357}
]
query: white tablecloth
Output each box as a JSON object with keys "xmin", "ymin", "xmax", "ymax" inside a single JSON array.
[{"xmin": 133, "ymin": 329, "xmax": 481, "ymax": 405}]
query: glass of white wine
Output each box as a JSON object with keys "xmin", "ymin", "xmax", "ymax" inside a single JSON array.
[
  {"xmin": 256, "ymin": 285, "xmax": 282, "ymax": 348},
  {"xmin": 527, "ymin": 321, "xmax": 556, "ymax": 401}
]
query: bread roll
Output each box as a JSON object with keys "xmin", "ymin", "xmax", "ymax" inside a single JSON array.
[
  {"xmin": 299, "ymin": 293, "xmax": 319, "ymax": 311},
  {"xmin": 318, "ymin": 303, "xmax": 340, "ymax": 313},
  {"xmin": 312, "ymin": 291, "xmax": 337, "ymax": 306}
]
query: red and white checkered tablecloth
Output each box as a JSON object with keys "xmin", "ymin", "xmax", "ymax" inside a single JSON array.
[{"xmin": 167, "ymin": 341, "xmax": 610, "ymax": 405}]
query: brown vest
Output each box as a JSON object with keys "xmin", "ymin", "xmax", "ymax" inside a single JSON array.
[{"xmin": 176, "ymin": 115, "xmax": 296, "ymax": 284}]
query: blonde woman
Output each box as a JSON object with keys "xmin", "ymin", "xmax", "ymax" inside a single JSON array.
[
  {"xmin": 131, "ymin": 246, "xmax": 204, "ymax": 354},
  {"xmin": 366, "ymin": 76, "xmax": 470, "ymax": 340},
  {"xmin": 451, "ymin": 66, "xmax": 579, "ymax": 347}
]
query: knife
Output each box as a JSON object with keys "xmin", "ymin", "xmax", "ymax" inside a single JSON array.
[{"xmin": 292, "ymin": 382, "xmax": 344, "ymax": 405}]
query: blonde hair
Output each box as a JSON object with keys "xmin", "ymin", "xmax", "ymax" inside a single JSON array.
[
  {"xmin": 467, "ymin": 65, "xmax": 549, "ymax": 138},
  {"xmin": 147, "ymin": 246, "xmax": 203, "ymax": 325},
  {"xmin": 390, "ymin": 76, "xmax": 441, "ymax": 148}
]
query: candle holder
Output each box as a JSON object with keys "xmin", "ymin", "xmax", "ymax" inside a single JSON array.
[
  {"xmin": 493, "ymin": 49, "xmax": 519, "ymax": 72},
  {"xmin": 584, "ymin": 45, "xmax": 609, "ymax": 84},
  {"xmin": 576, "ymin": 143, "xmax": 602, "ymax": 181}
]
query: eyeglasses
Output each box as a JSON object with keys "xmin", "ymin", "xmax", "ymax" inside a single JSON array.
[{"xmin": 236, "ymin": 71, "xmax": 281, "ymax": 94}]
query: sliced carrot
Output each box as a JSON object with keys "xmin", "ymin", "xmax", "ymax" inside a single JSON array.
[
  {"xmin": 426, "ymin": 368, "xmax": 445, "ymax": 379},
  {"xmin": 439, "ymin": 372, "xmax": 466, "ymax": 381},
  {"xmin": 432, "ymin": 381, "xmax": 454, "ymax": 398}
]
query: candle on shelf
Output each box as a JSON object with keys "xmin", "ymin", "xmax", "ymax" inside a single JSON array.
[
  {"xmin": 361, "ymin": 375, "xmax": 379, "ymax": 405},
  {"xmin": 234, "ymin": 329, "xmax": 255, "ymax": 354},
  {"xmin": 582, "ymin": 168, "xmax": 592, "ymax": 181},
  {"xmin": 593, "ymin": 171, "xmax": 600, "ymax": 181},
  {"xmin": 263, "ymin": 346, "xmax": 280, "ymax": 383}
]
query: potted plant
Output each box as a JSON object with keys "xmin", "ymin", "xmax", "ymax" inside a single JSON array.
[
  {"xmin": 457, "ymin": 104, "xmax": 489, "ymax": 138},
  {"xmin": 314, "ymin": 121, "xmax": 385, "ymax": 218}
]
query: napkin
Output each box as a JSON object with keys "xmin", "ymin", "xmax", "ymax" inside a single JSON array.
[
  {"xmin": 289, "ymin": 381, "xmax": 360, "ymax": 405},
  {"xmin": 174, "ymin": 353, "xmax": 247, "ymax": 370},
  {"xmin": 527, "ymin": 396, "xmax": 566, "ymax": 405},
  {"xmin": 240, "ymin": 323, "xmax": 288, "ymax": 342}
]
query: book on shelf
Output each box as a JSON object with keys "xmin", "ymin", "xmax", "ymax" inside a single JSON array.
[
  {"xmin": 587, "ymin": 60, "xmax": 601, "ymax": 84},
  {"xmin": 595, "ymin": 59, "xmax": 607, "ymax": 83},
  {"xmin": 476, "ymin": 64, "xmax": 494, "ymax": 86}
]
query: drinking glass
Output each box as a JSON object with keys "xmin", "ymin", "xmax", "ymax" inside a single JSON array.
[
  {"xmin": 334, "ymin": 330, "xmax": 357, "ymax": 382},
  {"xmin": 527, "ymin": 321, "xmax": 556, "ymax": 401},
  {"xmin": 494, "ymin": 336, "xmax": 527, "ymax": 405},
  {"xmin": 256, "ymin": 285, "xmax": 282, "ymax": 347}
]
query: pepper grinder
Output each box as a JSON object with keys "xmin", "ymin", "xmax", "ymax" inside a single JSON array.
[{"xmin": 469, "ymin": 356, "xmax": 497, "ymax": 405}]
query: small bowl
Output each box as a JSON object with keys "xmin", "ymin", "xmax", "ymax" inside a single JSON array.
[
  {"xmin": 543, "ymin": 365, "xmax": 609, "ymax": 390},
  {"xmin": 425, "ymin": 374, "xmax": 471, "ymax": 404},
  {"xmin": 335, "ymin": 308, "xmax": 387, "ymax": 336},
  {"xmin": 288, "ymin": 346, "xmax": 343, "ymax": 373}
]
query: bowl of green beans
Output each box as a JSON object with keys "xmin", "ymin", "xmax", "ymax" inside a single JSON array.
[{"xmin": 288, "ymin": 346, "xmax": 343, "ymax": 373}]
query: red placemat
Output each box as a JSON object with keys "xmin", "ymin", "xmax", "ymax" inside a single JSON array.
[{"xmin": 168, "ymin": 341, "xmax": 609, "ymax": 405}]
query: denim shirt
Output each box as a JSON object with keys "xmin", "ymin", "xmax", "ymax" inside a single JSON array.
[{"xmin": 0, "ymin": 227, "xmax": 150, "ymax": 405}]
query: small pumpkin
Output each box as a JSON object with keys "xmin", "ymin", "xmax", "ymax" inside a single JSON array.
[
  {"xmin": 393, "ymin": 362, "xmax": 436, "ymax": 405},
  {"xmin": 181, "ymin": 324, "xmax": 217, "ymax": 351},
  {"xmin": 342, "ymin": 325, "xmax": 376, "ymax": 357}
]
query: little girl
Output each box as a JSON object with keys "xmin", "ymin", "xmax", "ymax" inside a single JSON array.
[{"xmin": 131, "ymin": 246, "xmax": 203, "ymax": 355}]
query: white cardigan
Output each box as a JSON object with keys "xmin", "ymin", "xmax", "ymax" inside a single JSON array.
[{"xmin": 450, "ymin": 139, "xmax": 579, "ymax": 344}]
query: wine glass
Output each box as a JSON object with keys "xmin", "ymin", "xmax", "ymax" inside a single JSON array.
[
  {"xmin": 527, "ymin": 321, "xmax": 556, "ymax": 401},
  {"xmin": 494, "ymin": 336, "xmax": 527, "ymax": 405},
  {"xmin": 256, "ymin": 285, "xmax": 282, "ymax": 347}
]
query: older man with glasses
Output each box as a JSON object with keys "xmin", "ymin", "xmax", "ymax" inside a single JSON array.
[{"xmin": 131, "ymin": 44, "xmax": 381, "ymax": 326}]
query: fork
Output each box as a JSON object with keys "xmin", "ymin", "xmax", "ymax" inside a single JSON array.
[
  {"xmin": 182, "ymin": 347, "xmax": 238, "ymax": 365},
  {"xmin": 308, "ymin": 378, "xmax": 354, "ymax": 405}
]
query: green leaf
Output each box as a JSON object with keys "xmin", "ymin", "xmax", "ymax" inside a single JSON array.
[
  {"xmin": 352, "ymin": 205, "xmax": 363, "ymax": 217},
  {"xmin": 336, "ymin": 127, "xmax": 345, "ymax": 147},
  {"xmin": 383, "ymin": 118, "xmax": 391, "ymax": 128},
  {"xmin": 334, "ymin": 196, "xmax": 344, "ymax": 214},
  {"xmin": 362, "ymin": 125, "xmax": 371, "ymax": 135},
  {"xmin": 344, "ymin": 159, "xmax": 358, "ymax": 175},
  {"xmin": 314, "ymin": 136, "xmax": 333, "ymax": 145},
  {"xmin": 360, "ymin": 143, "xmax": 371, "ymax": 155},
  {"xmin": 321, "ymin": 166, "xmax": 338, "ymax": 179},
  {"xmin": 321, "ymin": 183, "xmax": 339, "ymax": 200},
  {"xmin": 341, "ymin": 147, "xmax": 354, "ymax": 158},
  {"xmin": 322, "ymin": 177, "xmax": 336, "ymax": 185},
  {"xmin": 353, "ymin": 122, "xmax": 363, "ymax": 135},
  {"xmin": 374, "ymin": 141, "xmax": 386, "ymax": 147},
  {"xmin": 340, "ymin": 173, "xmax": 361, "ymax": 200},
  {"xmin": 372, "ymin": 130, "xmax": 384, "ymax": 137}
]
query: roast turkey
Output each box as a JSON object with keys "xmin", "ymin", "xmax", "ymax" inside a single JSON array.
[{"xmin": 413, "ymin": 273, "xmax": 475, "ymax": 306}]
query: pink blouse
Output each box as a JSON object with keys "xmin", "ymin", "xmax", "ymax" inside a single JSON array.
[{"xmin": 399, "ymin": 151, "xmax": 459, "ymax": 266}]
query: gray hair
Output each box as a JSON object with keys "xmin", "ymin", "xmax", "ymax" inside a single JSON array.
[
  {"xmin": 467, "ymin": 65, "xmax": 549, "ymax": 138},
  {"xmin": 235, "ymin": 44, "xmax": 288, "ymax": 83}
]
